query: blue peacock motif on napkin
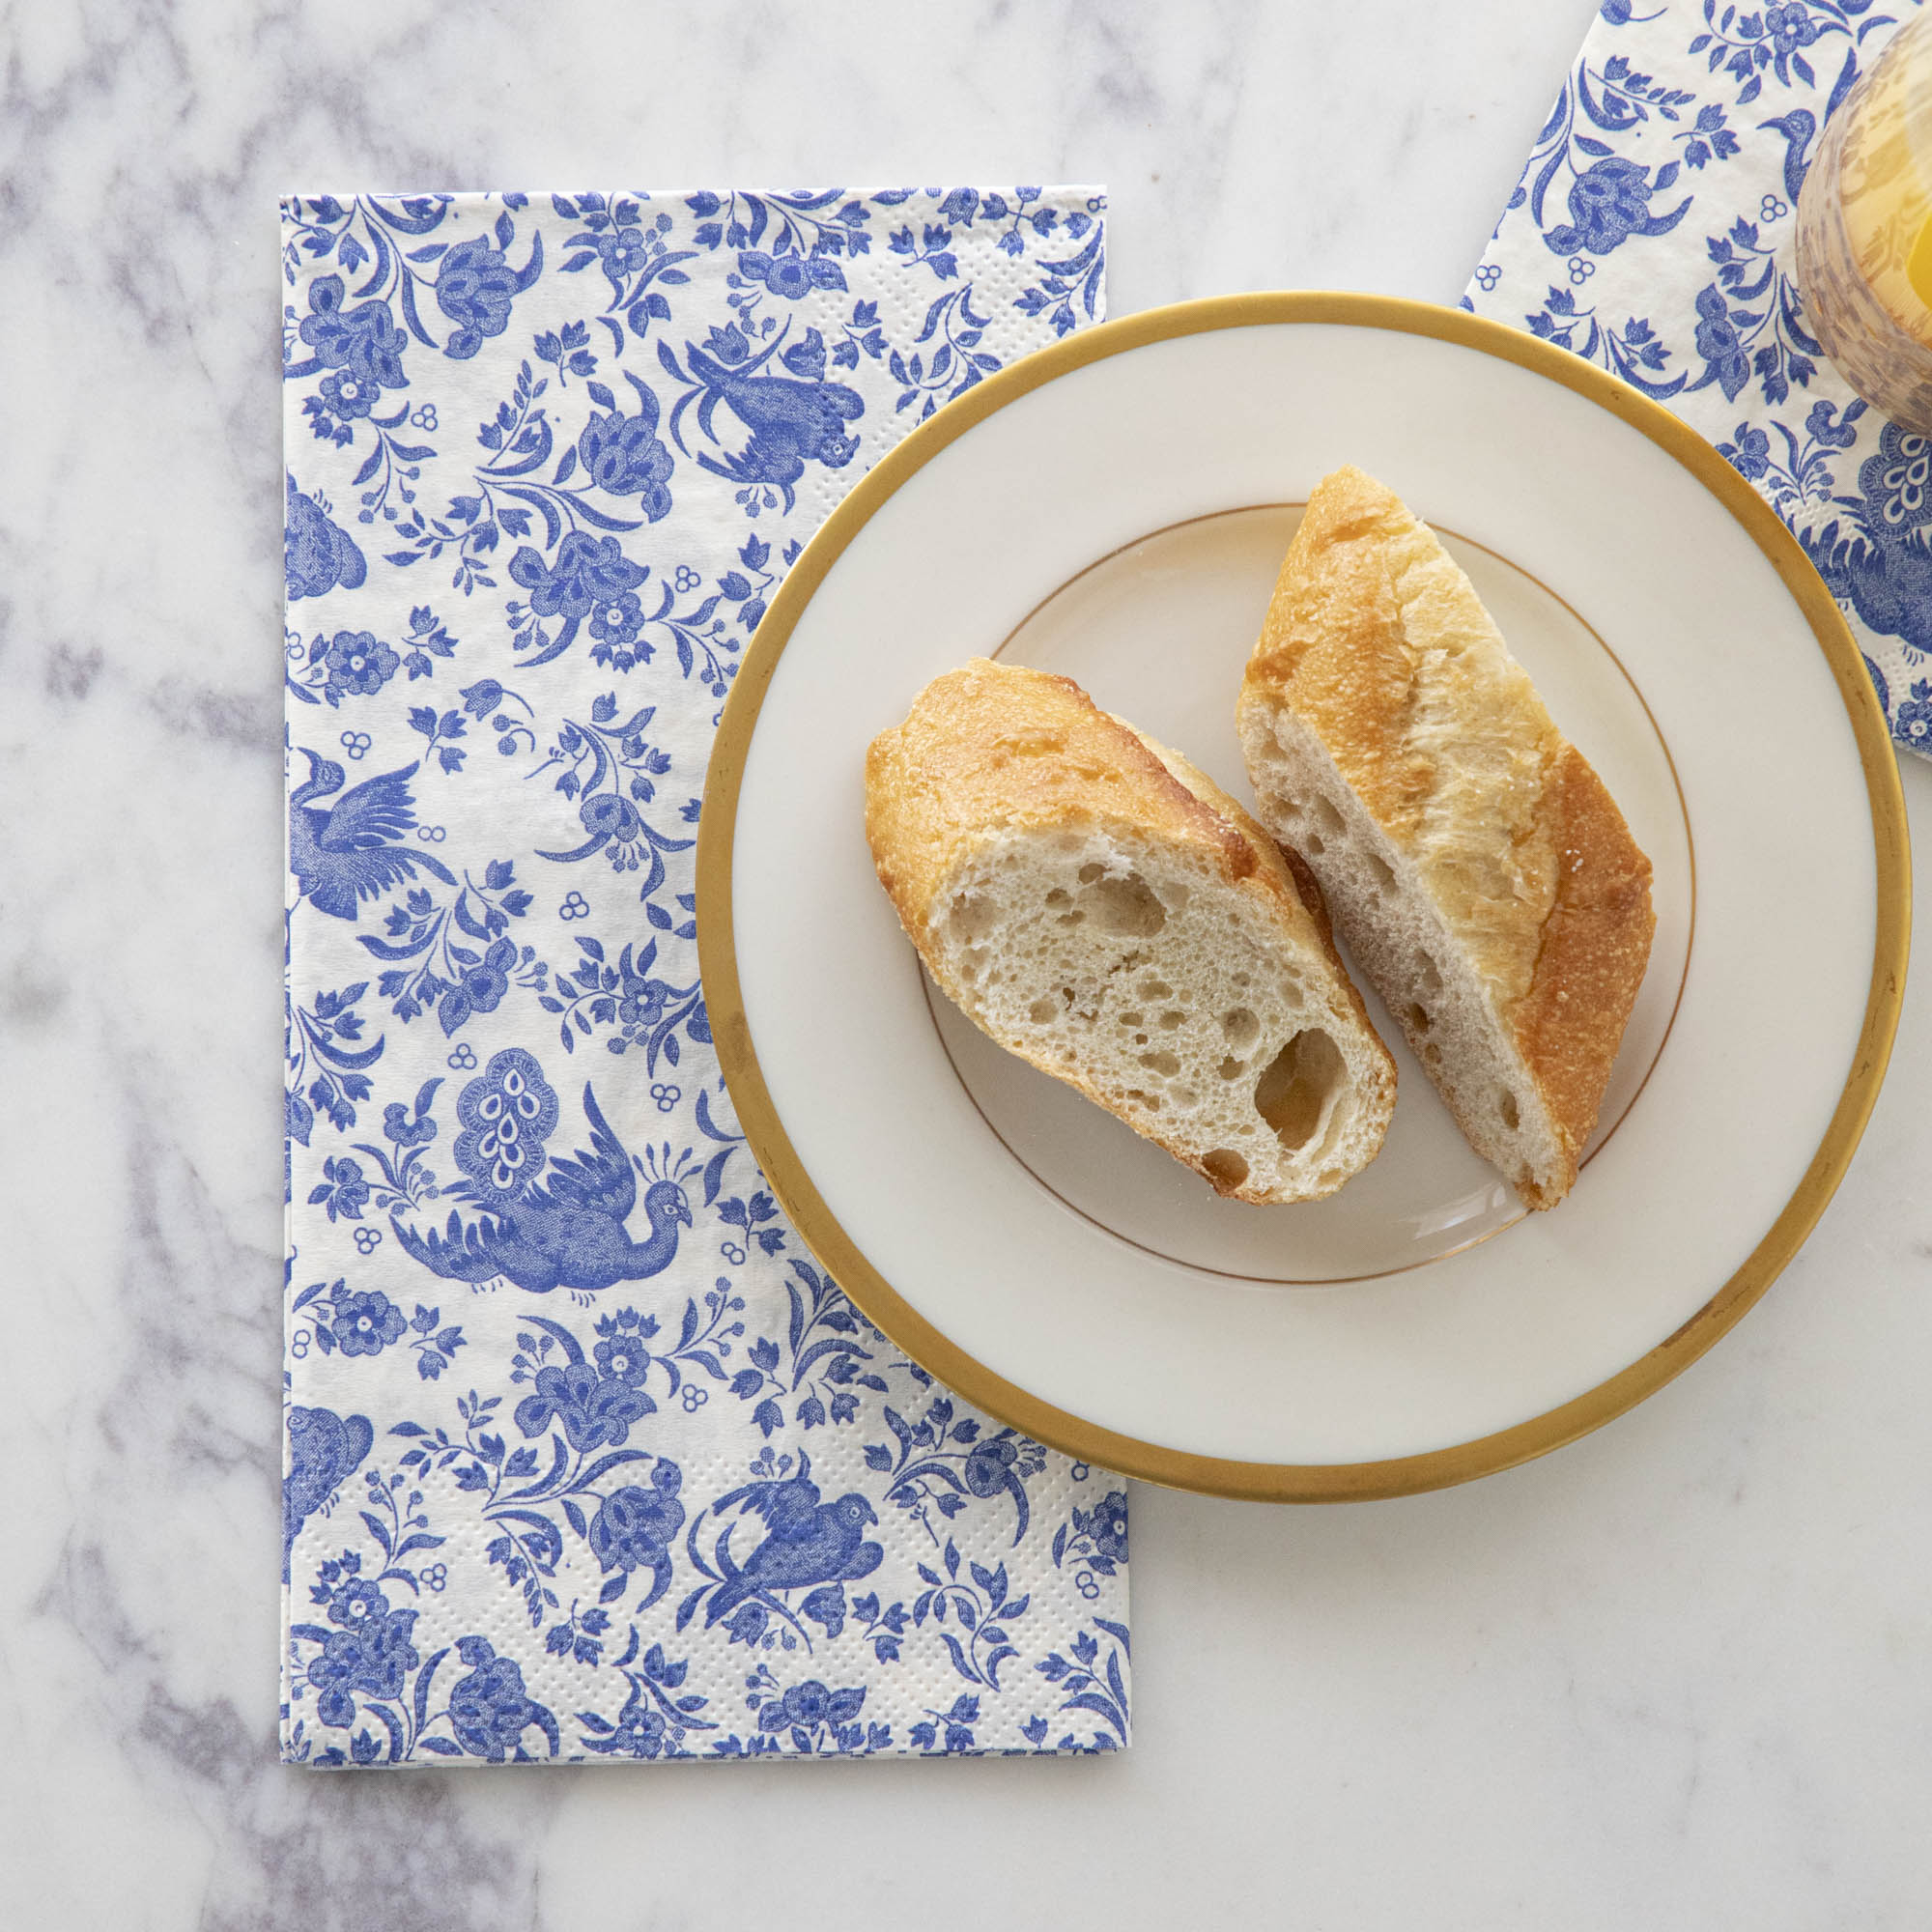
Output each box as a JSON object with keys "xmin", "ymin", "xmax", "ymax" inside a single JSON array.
[{"xmin": 281, "ymin": 187, "xmax": 1127, "ymax": 1766}]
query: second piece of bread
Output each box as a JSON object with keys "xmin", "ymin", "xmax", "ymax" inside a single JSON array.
[
  {"xmin": 1236, "ymin": 467, "xmax": 1655, "ymax": 1209},
  {"xmin": 866, "ymin": 658, "xmax": 1397, "ymax": 1203}
]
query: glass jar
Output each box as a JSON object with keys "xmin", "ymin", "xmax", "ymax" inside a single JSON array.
[{"xmin": 1794, "ymin": 12, "xmax": 1932, "ymax": 434}]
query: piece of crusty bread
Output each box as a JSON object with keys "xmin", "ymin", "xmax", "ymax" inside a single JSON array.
[
  {"xmin": 866, "ymin": 658, "xmax": 1397, "ymax": 1204},
  {"xmin": 1236, "ymin": 466, "xmax": 1655, "ymax": 1209}
]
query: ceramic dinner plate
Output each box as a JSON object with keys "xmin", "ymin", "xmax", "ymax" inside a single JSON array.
[{"xmin": 697, "ymin": 295, "xmax": 1907, "ymax": 1500}]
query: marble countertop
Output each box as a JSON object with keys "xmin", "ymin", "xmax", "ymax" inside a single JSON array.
[{"xmin": 6, "ymin": 0, "xmax": 1930, "ymax": 1923}]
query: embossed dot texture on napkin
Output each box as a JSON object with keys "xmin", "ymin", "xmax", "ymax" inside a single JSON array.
[
  {"xmin": 1464, "ymin": 0, "xmax": 1930, "ymax": 758},
  {"xmin": 281, "ymin": 189, "xmax": 1127, "ymax": 1766}
]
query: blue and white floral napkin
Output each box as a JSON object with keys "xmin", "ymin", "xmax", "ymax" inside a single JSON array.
[
  {"xmin": 1465, "ymin": 0, "xmax": 1931, "ymax": 757},
  {"xmin": 281, "ymin": 188, "xmax": 1128, "ymax": 1766}
]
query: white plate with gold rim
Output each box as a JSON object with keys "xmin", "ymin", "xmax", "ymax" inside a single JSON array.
[{"xmin": 698, "ymin": 295, "xmax": 1906, "ymax": 1500}]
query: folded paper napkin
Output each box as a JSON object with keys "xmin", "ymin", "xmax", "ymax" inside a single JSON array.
[
  {"xmin": 1464, "ymin": 0, "xmax": 1930, "ymax": 758},
  {"xmin": 281, "ymin": 187, "xmax": 1128, "ymax": 1766}
]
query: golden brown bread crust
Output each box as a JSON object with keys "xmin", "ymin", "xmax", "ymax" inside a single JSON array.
[
  {"xmin": 1239, "ymin": 466, "xmax": 1655, "ymax": 1208},
  {"xmin": 1511, "ymin": 746, "xmax": 1658, "ymax": 1205},
  {"xmin": 1247, "ymin": 470, "xmax": 1432, "ymax": 838},
  {"xmin": 1247, "ymin": 466, "xmax": 1565, "ymax": 1003},
  {"xmin": 865, "ymin": 659, "xmax": 1255, "ymax": 938},
  {"xmin": 865, "ymin": 657, "xmax": 1394, "ymax": 1201}
]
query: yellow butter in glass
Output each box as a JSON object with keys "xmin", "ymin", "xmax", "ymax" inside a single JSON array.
[{"xmin": 1796, "ymin": 13, "xmax": 1932, "ymax": 432}]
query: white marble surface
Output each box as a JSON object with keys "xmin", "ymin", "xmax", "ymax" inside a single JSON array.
[{"xmin": 4, "ymin": 0, "xmax": 1930, "ymax": 1922}]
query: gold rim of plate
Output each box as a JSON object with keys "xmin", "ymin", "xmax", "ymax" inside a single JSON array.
[{"xmin": 695, "ymin": 291, "xmax": 1912, "ymax": 1504}]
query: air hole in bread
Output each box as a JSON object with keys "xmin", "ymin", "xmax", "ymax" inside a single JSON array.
[
  {"xmin": 1119, "ymin": 1011, "xmax": 1144, "ymax": 1029},
  {"xmin": 1133, "ymin": 1033, "xmax": 1149, "ymax": 1046},
  {"xmin": 1028, "ymin": 997, "xmax": 1058, "ymax": 1025},
  {"xmin": 1158, "ymin": 1010, "xmax": 1184, "ymax": 1031},
  {"xmin": 1161, "ymin": 882, "xmax": 1191, "ymax": 910},
  {"xmin": 1202, "ymin": 1149, "xmax": 1249, "ymax": 1189},
  {"xmin": 1170, "ymin": 1087, "xmax": 1196, "ymax": 1110},
  {"xmin": 1045, "ymin": 888, "xmax": 1071, "ymax": 907},
  {"xmin": 1139, "ymin": 1050, "xmax": 1180, "ymax": 1077},
  {"xmin": 1218, "ymin": 1056, "xmax": 1246, "ymax": 1080},
  {"xmin": 1078, "ymin": 863, "xmax": 1105, "ymax": 884},
  {"xmin": 1499, "ymin": 1091, "xmax": 1520, "ymax": 1129},
  {"xmin": 946, "ymin": 894, "xmax": 998, "ymax": 947},
  {"xmin": 1220, "ymin": 1007, "xmax": 1261, "ymax": 1052},
  {"xmin": 1422, "ymin": 1042, "xmax": 1441, "ymax": 1066},
  {"xmin": 1303, "ymin": 833, "xmax": 1325, "ymax": 856},
  {"xmin": 1406, "ymin": 1003, "xmax": 1432, "ymax": 1035},
  {"xmin": 1254, "ymin": 1029, "xmax": 1344, "ymax": 1154},
  {"xmin": 1311, "ymin": 796, "xmax": 1345, "ymax": 838},
  {"xmin": 1139, "ymin": 978, "xmax": 1173, "ymax": 1001},
  {"xmin": 1366, "ymin": 853, "xmax": 1397, "ymax": 894},
  {"xmin": 1125, "ymin": 1089, "xmax": 1162, "ymax": 1112},
  {"xmin": 1416, "ymin": 952, "xmax": 1442, "ymax": 996},
  {"xmin": 1078, "ymin": 870, "xmax": 1167, "ymax": 937}
]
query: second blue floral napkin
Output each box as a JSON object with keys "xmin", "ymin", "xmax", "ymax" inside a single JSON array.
[{"xmin": 1464, "ymin": 0, "xmax": 1929, "ymax": 756}]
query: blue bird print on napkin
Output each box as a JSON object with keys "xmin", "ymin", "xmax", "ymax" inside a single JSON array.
[
  {"xmin": 283, "ymin": 1406, "xmax": 374, "ymax": 1581},
  {"xmin": 390, "ymin": 1047, "xmax": 692, "ymax": 1295},
  {"xmin": 663, "ymin": 322, "xmax": 864, "ymax": 511},
  {"xmin": 289, "ymin": 753, "xmax": 456, "ymax": 920},
  {"xmin": 1758, "ymin": 111, "xmax": 1817, "ymax": 207},
  {"xmin": 701, "ymin": 1450, "xmax": 883, "ymax": 1627}
]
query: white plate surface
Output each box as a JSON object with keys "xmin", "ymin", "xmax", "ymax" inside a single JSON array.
[{"xmin": 712, "ymin": 299, "xmax": 1901, "ymax": 1488}]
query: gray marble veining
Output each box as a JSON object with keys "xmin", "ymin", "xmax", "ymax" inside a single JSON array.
[{"xmin": 7, "ymin": 0, "xmax": 1932, "ymax": 1923}]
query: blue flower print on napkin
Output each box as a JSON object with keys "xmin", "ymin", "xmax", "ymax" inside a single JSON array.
[{"xmin": 281, "ymin": 187, "xmax": 1127, "ymax": 1766}]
